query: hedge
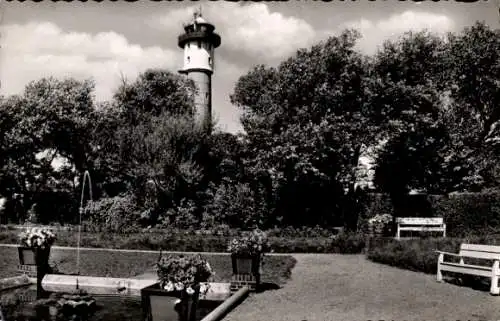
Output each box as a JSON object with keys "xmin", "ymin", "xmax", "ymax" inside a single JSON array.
[
  {"xmin": 366, "ymin": 235, "xmax": 500, "ymax": 275},
  {"xmin": 0, "ymin": 228, "xmax": 366, "ymax": 254},
  {"xmin": 361, "ymin": 191, "xmax": 500, "ymax": 237}
]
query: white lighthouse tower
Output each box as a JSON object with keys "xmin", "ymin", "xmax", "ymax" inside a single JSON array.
[{"xmin": 178, "ymin": 9, "xmax": 221, "ymax": 133}]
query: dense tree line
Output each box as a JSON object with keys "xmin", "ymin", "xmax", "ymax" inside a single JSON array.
[{"xmin": 0, "ymin": 22, "xmax": 499, "ymax": 231}]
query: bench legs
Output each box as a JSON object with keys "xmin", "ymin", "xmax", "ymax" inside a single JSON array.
[
  {"xmin": 491, "ymin": 261, "xmax": 500, "ymax": 295},
  {"xmin": 396, "ymin": 226, "xmax": 400, "ymax": 240},
  {"xmin": 436, "ymin": 253, "xmax": 443, "ymax": 282}
]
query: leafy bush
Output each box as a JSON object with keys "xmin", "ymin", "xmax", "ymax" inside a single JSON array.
[
  {"xmin": 432, "ymin": 192, "xmax": 500, "ymax": 237},
  {"xmin": 265, "ymin": 225, "xmax": 340, "ymax": 238},
  {"xmin": 83, "ymin": 194, "xmax": 141, "ymax": 233},
  {"xmin": 0, "ymin": 228, "xmax": 365, "ymax": 253},
  {"xmin": 361, "ymin": 192, "xmax": 500, "ymax": 237},
  {"xmin": 365, "ymin": 237, "xmax": 500, "ymax": 274},
  {"xmin": 367, "ymin": 213, "xmax": 393, "ymax": 236},
  {"xmin": 204, "ymin": 182, "xmax": 267, "ymax": 228},
  {"xmin": 329, "ymin": 232, "xmax": 366, "ymax": 254},
  {"xmin": 162, "ymin": 198, "xmax": 199, "ymax": 229}
]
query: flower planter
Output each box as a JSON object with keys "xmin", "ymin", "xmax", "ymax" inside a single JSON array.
[
  {"xmin": 230, "ymin": 254, "xmax": 261, "ymax": 292},
  {"xmin": 18, "ymin": 246, "xmax": 51, "ymax": 299},
  {"xmin": 141, "ymin": 283, "xmax": 200, "ymax": 321},
  {"xmin": 18, "ymin": 247, "xmax": 35, "ymax": 266},
  {"xmin": 231, "ymin": 254, "xmax": 260, "ymax": 275},
  {"xmin": 18, "ymin": 247, "xmax": 51, "ymax": 266}
]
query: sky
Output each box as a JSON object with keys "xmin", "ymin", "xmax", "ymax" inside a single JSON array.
[{"xmin": 1, "ymin": 1, "xmax": 499, "ymax": 134}]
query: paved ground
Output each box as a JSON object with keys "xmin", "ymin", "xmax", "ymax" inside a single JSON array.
[{"xmin": 224, "ymin": 254, "xmax": 500, "ymax": 321}]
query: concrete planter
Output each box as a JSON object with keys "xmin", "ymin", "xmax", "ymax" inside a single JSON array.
[
  {"xmin": 230, "ymin": 254, "xmax": 261, "ymax": 292},
  {"xmin": 18, "ymin": 246, "xmax": 51, "ymax": 299},
  {"xmin": 231, "ymin": 254, "xmax": 260, "ymax": 275},
  {"xmin": 18, "ymin": 246, "xmax": 51, "ymax": 266},
  {"xmin": 141, "ymin": 283, "xmax": 200, "ymax": 321}
]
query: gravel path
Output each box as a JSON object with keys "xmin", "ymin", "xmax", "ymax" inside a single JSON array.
[{"xmin": 224, "ymin": 254, "xmax": 500, "ymax": 321}]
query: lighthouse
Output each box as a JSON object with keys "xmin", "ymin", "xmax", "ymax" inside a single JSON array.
[{"xmin": 178, "ymin": 9, "xmax": 221, "ymax": 133}]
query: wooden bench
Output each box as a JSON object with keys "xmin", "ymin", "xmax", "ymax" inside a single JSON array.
[
  {"xmin": 436, "ymin": 244, "xmax": 500, "ymax": 295},
  {"xmin": 395, "ymin": 217, "xmax": 446, "ymax": 240}
]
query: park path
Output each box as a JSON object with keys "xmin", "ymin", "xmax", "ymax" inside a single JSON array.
[{"xmin": 225, "ymin": 254, "xmax": 500, "ymax": 321}]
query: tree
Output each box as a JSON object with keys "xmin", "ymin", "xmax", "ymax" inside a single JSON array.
[
  {"xmin": 114, "ymin": 69, "xmax": 196, "ymax": 126},
  {"xmin": 370, "ymin": 31, "xmax": 453, "ymax": 200},
  {"xmin": 231, "ymin": 30, "xmax": 373, "ymax": 228},
  {"xmin": 443, "ymin": 22, "xmax": 500, "ymax": 190},
  {"xmin": 0, "ymin": 78, "xmax": 96, "ymax": 223},
  {"xmin": 110, "ymin": 69, "xmax": 208, "ymax": 225}
]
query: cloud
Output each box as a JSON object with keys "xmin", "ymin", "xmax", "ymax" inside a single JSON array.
[
  {"xmin": 340, "ymin": 10, "xmax": 456, "ymax": 55},
  {"xmin": 152, "ymin": 3, "xmax": 316, "ymax": 60},
  {"xmin": 0, "ymin": 21, "xmax": 179, "ymax": 101}
]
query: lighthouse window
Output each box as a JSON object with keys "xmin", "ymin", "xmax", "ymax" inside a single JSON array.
[
  {"xmin": 187, "ymin": 56, "xmax": 190, "ymax": 63},
  {"xmin": 197, "ymin": 41, "xmax": 201, "ymax": 48},
  {"xmin": 208, "ymin": 57, "xmax": 212, "ymax": 65},
  {"xmin": 205, "ymin": 93, "xmax": 209, "ymax": 99},
  {"xmin": 187, "ymin": 42, "xmax": 190, "ymax": 48}
]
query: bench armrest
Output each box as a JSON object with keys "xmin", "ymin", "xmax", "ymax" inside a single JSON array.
[{"xmin": 434, "ymin": 250, "xmax": 461, "ymax": 257}]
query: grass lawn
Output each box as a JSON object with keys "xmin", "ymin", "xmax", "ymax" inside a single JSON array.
[{"xmin": 0, "ymin": 246, "xmax": 296, "ymax": 286}]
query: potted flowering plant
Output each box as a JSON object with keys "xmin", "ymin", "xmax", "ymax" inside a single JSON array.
[
  {"xmin": 18, "ymin": 227, "xmax": 56, "ymax": 266},
  {"xmin": 18, "ymin": 227, "xmax": 56, "ymax": 299},
  {"xmin": 228, "ymin": 229, "xmax": 270, "ymax": 288},
  {"xmin": 141, "ymin": 253, "xmax": 214, "ymax": 321}
]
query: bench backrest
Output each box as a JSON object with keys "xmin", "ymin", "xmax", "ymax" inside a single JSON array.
[
  {"xmin": 395, "ymin": 217, "xmax": 444, "ymax": 225},
  {"xmin": 459, "ymin": 244, "xmax": 500, "ymax": 260}
]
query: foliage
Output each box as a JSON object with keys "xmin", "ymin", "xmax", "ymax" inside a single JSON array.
[
  {"xmin": 432, "ymin": 191, "xmax": 500, "ymax": 237},
  {"xmin": 227, "ymin": 229, "xmax": 271, "ymax": 256},
  {"xmin": 367, "ymin": 213, "xmax": 393, "ymax": 236},
  {"xmin": 0, "ymin": 228, "xmax": 364, "ymax": 253},
  {"xmin": 374, "ymin": 23, "xmax": 500, "ymax": 196},
  {"xmin": 114, "ymin": 69, "xmax": 196, "ymax": 124},
  {"xmin": 83, "ymin": 194, "xmax": 141, "ymax": 233},
  {"xmin": 442, "ymin": 22, "xmax": 500, "ymax": 190},
  {"xmin": 204, "ymin": 181, "xmax": 267, "ymax": 228},
  {"xmin": 328, "ymin": 232, "xmax": 366, "ymax": 254},
  {"xmin": 232, "ymin": 30, "xmax": 373, "ymax": 228},
  {"xmin": 156, "ymin": 254, "xmax": 213, "ymax": 295},
  {"xmin": 19, "ymin": 227, "xmax": 56, "ymax": 249},
  {"xmin": 4, "ymin": 23, "xmax": 500, "ymax": 231},
  {"xmin": 162, "ymin": 198, "xmax": 199, "ymax": 229},
  {"xmin": 370, "ymin": 30, "xmax": 453, "ymax": 200},
  {"xmin": 0, "ymin": 78, "xmax": 94, "ymax": 223}
]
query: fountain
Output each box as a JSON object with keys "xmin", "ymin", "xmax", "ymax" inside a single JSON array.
[{"xmin": 77, "ymin": 170, "xmax": 93, "ymax": 280}]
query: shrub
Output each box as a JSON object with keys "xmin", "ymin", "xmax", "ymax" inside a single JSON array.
[
  {"xmin": 432, "ymin": 192, "xmax": 500, "ymax": 237},
  {"xmin": 204, "ymin": 182, "xmax": 266, "ymax": 229},
  {"xmin": 366, "ymin": 237, "xmax": 480, "ymax": 274},
  {"xmin": 367, "ymin": 213, "xmax": 393, "ymax": 236},
  {"xmin": 329, "ymin": 232, "xmax": 366, "ymax": 254},
  {"xmin": 265, "ymin": 225, "xmax": 340, "ymax": 238},
  {"xmin": 83, "ymin": 194, "xmax": 141, "ymax": 233},
  {"xmin": 162, "ymin": 198, "xmax": 199, "ymax": 229}
]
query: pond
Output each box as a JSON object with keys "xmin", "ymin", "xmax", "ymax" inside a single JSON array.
[{"xmin": 1, "ymin": 285, "xmax": 224, "ymax": 321}]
